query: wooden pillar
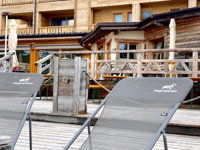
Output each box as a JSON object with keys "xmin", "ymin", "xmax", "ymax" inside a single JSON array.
[
  {"xmin": 91, "ymin": 53, "xmax": 95, "ymax": 78},
  {"xmin": 73, "ymin": 57, "xmax": 81, "ymax": 116},
  {"xmin": 192, "ymin": 51, "xmax": 198, "ymax": 77},
  {"xmin": 29, "ymin": 44, "xmax": 38, "ymax": 73},
  {"xmin": 74, "ymin": 0, "xmax": 91, "ymax": 32},
  {"xmin": 188, "ymin": 0, "xmax": 197, "ymax": 8},
  {"xmin": 59, "ymin": 49, "xmax": 61, "ymax": 59},
  {"xmin": 85, "ymin": 58, "xmax": 89, "ymax": 114},
  {"xmin": 132, "ymin": 2, "xmax": 141, "ymax": 22},
  {"xmin": 137, "ymin": 52, "xmax": 143, "ymax": 77}
]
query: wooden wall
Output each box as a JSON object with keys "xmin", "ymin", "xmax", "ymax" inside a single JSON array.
[
  {"xmin": 144, "ymin": 16, "xmax": 200, "ymax": 50},
  {"xmin": 74, "ymin": 0, "xmax": 91, "ymax": 32},
  {"xmin": 165, "ymin": 16, "xmax": 200, "ymax": 48},
  {"xmin": 93, "ymin": 5, "xmax": 132, "ymax": 24},
  {"xmin": 55, "ymin": 58, "xmax": 89, "ymax": 115},
  {"xmin": 141, "ymin": 0, "xmax": 188, "ymax": 20},
  {"xmin": 41, "ymin": 13, "xmax": 50, "ymax": 26}
]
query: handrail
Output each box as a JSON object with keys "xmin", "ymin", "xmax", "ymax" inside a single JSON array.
[
  {"xmin": 1, "ymin": 0, "xmax": 33, "ymax": 5},
  {"xmin": 35, "ymin": 54, "xmax": 53, "ymax": 66},
  {"xmin": 49, "ymin": 48, "xmax": 199, "ymax": 55},
  {"xmin": 39, "ymin": 0, "xmax": 71, "ymax": 2},
  {"xmin": 63, "ymin": 97, "xmax": 107, "ymax": 150},
  {"xmin": 35, "ymin": 54, "xmax": 54, "ymax": 74},
  {"xmin": 48, "ymin": 48, "xmax": 200, "ymax": 78},
  {"xmin": 0, "ymin": 27, "xmax": 33, "ymax": 36},
  {"xmin": 38, "ymin": 26, "xmax": 74, "ymax": 34},
  {"xmin": 0, "ymin": 55, "xmax": 11, "ymax": 63}
]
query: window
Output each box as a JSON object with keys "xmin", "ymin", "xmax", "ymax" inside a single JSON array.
[
  {"xmin": 98, "ymin": 45, "xmax": 104, "ymax": 60},
  {"xmin": 128, "ymin": 13, "xmax": 132, "ymax": 22},
  {"xmin": 51, "ymin": 18, "xmax": 66, "ymax": 26},
  {"xmin": 153, "ymin": 42, "xmax": 164, "ymax": 59},
  {"xmin": 120, "ymin": 44, "xmax": 127, "ymax": 58},
  {"xmin": 67, "ymin": 16, "xmax": 74, "ymax": 26},
  {"xmin": 129, "ymin": 45, "xmax": 136, "ymax": 59},
  {"xmin": 120, "ymin": 43, "xmax": 137, "ymax": 59},
  {"xmin": 114, "ymin": 14, "xmax": 122, "ymax": 22}
]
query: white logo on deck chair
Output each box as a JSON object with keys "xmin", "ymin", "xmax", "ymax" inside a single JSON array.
[
  {"xmin": 154, "ymin": 83, "xmax": 177, "ymax": 93},
  {"xmin": 13, "ymin": 77, "xmax": 33, "ymax": 85}
]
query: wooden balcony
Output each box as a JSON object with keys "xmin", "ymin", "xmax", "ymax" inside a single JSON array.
[
  {"xmin": 1, "ymin": 0, "xmax": 33, "ymax": 5},
  {"xmin": 0, "ymin": 26, "xmax": 75, "ymax": 36},
  {"xmin": 0, "ymin": 27, "xmax": 33, "ymax": 36},
  {"xmin": 38, "ymin": 26, "xmax": 74, "ymax": 34}
]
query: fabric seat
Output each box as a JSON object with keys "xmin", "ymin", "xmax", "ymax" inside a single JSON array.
[
  {"xmin": 0, "ymin": 73, "xmax": 43, "ymax": 149},
  {"xmin": 64, "ymin": 77, "xmax": 193, "ymax": 150}
]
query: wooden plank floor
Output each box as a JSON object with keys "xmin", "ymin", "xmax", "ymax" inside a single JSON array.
[
  {"xmin": 14, "ymin": 121, "xmax": 200, "ymax": 150},
  {"xmin": 31, "ymin": 100, "xmax": 200, "ymax": 126}
]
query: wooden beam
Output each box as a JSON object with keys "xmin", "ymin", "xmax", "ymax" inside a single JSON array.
[
  {"xmin": 49, "ymin": 48, "xmax": 199, "ymax": 55},
  {"xmin": 192, "ymin": 51, "xmax": 198, "ymax": 77},
  {"xmin": 114, "ymin": 30, "xmax": 120, "ymax": 35}
]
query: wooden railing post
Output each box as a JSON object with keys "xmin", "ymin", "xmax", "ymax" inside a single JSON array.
[
  {"xmin": 8, "ymin": 54, "xmax": 13, "ymax": 72},
  {"xmin": 49, "ymin": 55, "xmax": 54, "ymax": 74},
  {"xmin": 73, "ymin": 57, "xmax": 81, "ymax": 116},
  {"xmin": 53, "ymin": 57, "xmax": 59, "ymax": 113},
  {"xmin": 91, "ymin": 53, "xmax": 95, "ymax": 78},
  {"xmin": 192, "ymin": 51, "xmax": 198, "ymax": 77},
  {"xmin": 137, "ymin": 52, "xmax": 142, "ymax": 77},
  {"xmin": 37, "ymin": 64, "xmax": 42, "ymax": 74}
]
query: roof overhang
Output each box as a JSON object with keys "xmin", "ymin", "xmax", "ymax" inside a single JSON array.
[
  {"xmin": 81, "ymin": 7, "xmax": 200, "ymax": 46},
  {"xmin": 81, "ymin": 22, "xmax": 138, "ymax": 45}
]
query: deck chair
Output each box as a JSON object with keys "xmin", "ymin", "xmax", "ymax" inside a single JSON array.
[
  {"xmin": 0, "ymin": 72, "xmax": 43, "ymax": 150},
  {"xmin": 64, "ymin": 77, "xmax": 193, "ymax": 150}
]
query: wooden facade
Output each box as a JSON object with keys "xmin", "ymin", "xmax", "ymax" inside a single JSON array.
[
  {"xmin": 0, "ymin": 0, "xmax": 199, "ymax": 35},
  {"xmin": 0, "ymin": 0, "xmax": 200, "ymax": 73}
]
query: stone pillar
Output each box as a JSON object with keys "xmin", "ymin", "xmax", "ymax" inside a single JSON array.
[
  {"xmin": 33, "ymin": 0, "xmax": 41, "ymax": 34},
  {"xmin": 188, "ymin": 0, "xmax": 197, "ymax": 8},
  {"xmin": 74, "ymin": 0, "xmax": 91, "ymax": 32},
  {"xmin": 132, "ymin": 3, "xmax": 141, "ymax": 22}
]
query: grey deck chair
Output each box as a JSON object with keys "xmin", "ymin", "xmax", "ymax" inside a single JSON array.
[
  {"xmin": 0, "ymin": 72, "xmax": 43, "ymax": 150},
  {"xmin": 64, "ymin": 77, "xmax": 193, "ymax": 150}
]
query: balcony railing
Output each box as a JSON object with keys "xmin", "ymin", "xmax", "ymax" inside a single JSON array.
[
  {"xmin": 0, "ymin": 27, "xmax": 33, "ymax": 36},
  {"xmin": 1, "ymin": 0, "xmax": 33, "ymax": 5},
  {"xmin": 38, "ymin": 0, "xmax": 71, "ymax": 3},
  {"xmin": 38, "ymin": 26, "xmax": 74, "ymax": 34}
]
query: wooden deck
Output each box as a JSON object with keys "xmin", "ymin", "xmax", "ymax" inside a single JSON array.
[
  {"xmin": 14, "ymin": 121, "xmax": 200, "ymax": 150},
  {"xmin": 30, "ymin": 100, "xmax": 200, "ymax": 127},
  {"xmin": 12, "ymin": 100, "xmax": 200, "ymax": 149}
]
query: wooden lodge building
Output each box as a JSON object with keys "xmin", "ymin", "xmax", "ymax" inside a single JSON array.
[{"xmin": 0, "ymin": 0, "xmax": 200, "ymax": 77}]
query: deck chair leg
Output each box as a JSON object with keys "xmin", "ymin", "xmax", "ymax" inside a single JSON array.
[
  {"xmin": 162, "ymin": 130, "xmax": 168, "ymax": 150},
  {"xmin": 11, "ymin": 92, "xmax": 38, "ymax": 150},
  {"xmin": 87, "ymin": 122, "xmax": 91, "ymax": 135},
  {"xmin": 29, "ymin": 113, "xmax": 32, "ymax": 150}
]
